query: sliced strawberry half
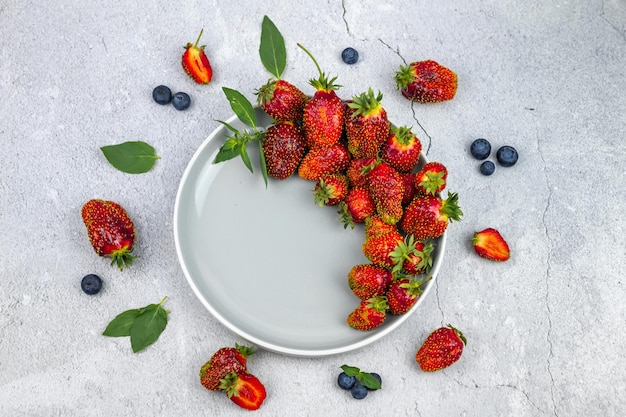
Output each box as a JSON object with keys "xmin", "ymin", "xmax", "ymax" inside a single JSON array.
[
  {"xmin": 472, "ymin": 228, "xmax": 510, "ymax": 261},
  {"xmin": 182, "ymin": 29, "xmax": 213, "ymax": 84}
]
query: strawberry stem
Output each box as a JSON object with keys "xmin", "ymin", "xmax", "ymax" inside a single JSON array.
[
  {"xmin": 297, "ymin": 43, "xmax": 322, "ymax": 77},
  {"xmin": 194, "ymin": 28, "xmax": 204, "ymax": 47}
]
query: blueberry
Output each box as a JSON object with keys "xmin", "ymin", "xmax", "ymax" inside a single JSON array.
[
  {"xmin": 172, "ymin": 92, "xmax": 191, "ymax": 111},
  {"xmin": 81, "ymin": 274, "xmax": 102, "ymax": 295},
  {"xmin": 367, "ymin": 373, "xmax": 382, "ymax": 390},
  {"xmin": 496, "ymin": 145, "xmax": 518, "ymax": 167},
  {"xmin": 350, "ymin": 384, "xmax": 368, "ymax": 399},
  {"xmin": 470, "ymin": 138, "xmax": 491, "ymax": 160},
  {"xmin": 479, "ymin": 160, "xmax": 495, "ymax": 176},
  {"xmin": 341, "ymin": 47, "xmax": 359, "ymax": 65},
  {"xmin": 152, "ymin": 85, "xmax": 172, "ymax": 105},
  {"xmin": 337, "ymin": 372, "xmax": 356, "ymax": 390}
]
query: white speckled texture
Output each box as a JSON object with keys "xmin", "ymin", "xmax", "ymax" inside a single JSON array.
[{"xmin": 1, "ymin": 1, "xmax": 625, "ymax": 416}]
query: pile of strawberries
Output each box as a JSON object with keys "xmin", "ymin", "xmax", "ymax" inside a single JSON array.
[{"xmin": 213, "ymin": 35, "xmax": 463, "ymax": 332}]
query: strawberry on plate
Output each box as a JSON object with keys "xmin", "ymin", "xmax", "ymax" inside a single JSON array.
[
  {"xmin": 367, "ymin": 161, "xmax": 405, "ymax": 225},
  {"xmin": 415, "ymin": 161, "xmax": 447, "ymax": 196},
  {"xmin": 400, "ymin": 192, "xmax": 462, "ymax": 241},
  {"xmin": 472, "ymin": 228, "xmax": 510, "ymax": 261},
  {"xmin": 298, "ymin": 143, "xmax": 351, "ymax": 181},
  {"xmin": 345, "ymin": 88, "xmax": 390, "ymax": 158},
  {"xmin": 362, "ymin": 229, "xmax": 404, "ymax": 269},
  {"xmin": 415, "ymin": 325, "xmax": 466, "ymax": 372},
  {"xmin": 220, "ymin": 372, "xmax": 267, "ymax": 410},
  {"xmin": 182, "ymin": 29, "xmax": 213, "ymax": 84},
  {"xmin": 256, "ymin": 79, "xmax": 308, "ymax": 122},
  {"xmin": 262, "ymin": 120, "xmax": 307, "ymax": 180},
  {"xmin": 380, "ymin": 125, "xmax": 422, "ymax": 174},
  {"xmin": 347, "ymin": 264, "xmax": 393, "ymax": 300},
  {"xmin": 393, "ymin": 60, "xmax": 457, "ymax": 103},
  {"xmin": 313, "ymin": 174, "xmax": 349, "ymax": 206},
  {"xmin": 387, "ymin": 277, "xmax": 428, "ymax": 315},
  {"xmin": 346, "ymin": 296, "xmax": 388, "ymax": 331},
  {"xmin": 338, "ymin": 186, "xmax": 376, "ymax": 229},
  {"xmin": 81, "ymin": 199, "xmax": 136, "ymax": 270}
]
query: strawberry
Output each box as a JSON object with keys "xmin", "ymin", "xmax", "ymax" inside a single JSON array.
[
  {"xmin": 362, "ymin": 229, "xmax": 404, "ymax": 269},
  {"xmin": 400, "ymin": 192, "xmax": 463, "ymax": 241},
  {"xmin": 344, "ymin": 89, "xmax": 390, "ymax": 158},
  {"xmin": 387, "ymin": 277, "xmax": 427, "ymax": 315},
  {"xmin": 313, "ymin": 174, "xmax": 348, "ymax": 206},
  {"xmin": 400, "ymin": 240, "xmax": 434, "ymax": 275},
  {"xmin": 220, "ymin": 372, "xmax": 267, "ymax": 410},
  {"xmin": 256, "ymin": 79, "xmax": 308, "ymax": 122},
  {"xmin": 401, "ymin": 172, "xmax": 418, "ymax": 206},
  {"xmin": 364, "ymin": 215, "xmax": 398, "ymax": 240},
  {"xmin": 182, "ymin": 29, "xmax": 213, "ymax": 84},
  {"xmin": 346, "ymin": 296, "xmax": 388, "ymax": 331},
  {"xmin": 298, "ymin": 44, "xmax": 345, "ymax": 148},
  {"xmin": 298, "ymin": 143, "xmax": 351, "ymax": 181},
  {"xmin": 380, "ymin": 125, "xmax": 422, "ymax": 173},
  {"xmin": 415, "ymin": 325, "xmax": 466, "ymax": 372},
  {"xmin": 367, "ymin": 161, "xmax": 405, "ymax": 225},
  {"xmin": 347, "ymin": 264, "xmax": 393, "ymax": 300},
  {"xmin": 393, "ymin": 60, "xmax": 457, "ymax": 103},
  {"xmin": 81, "ymin": 199, "xmax": 136, "ymax": 270},
  {"xmin": 415, "ymin": 161, "xmax": 447, "ymax": 195},
  {"xmin": 262, "ymin": 120, "xmax": 307, "ymax": 180},
  {"xmin": 472, "ymin": 228, "xmax": 510, "ymax": 261},
  {"xmin": 338, "ymin": 186, "xmax": 375, "ymax": 229},
  {"xmin": 199, "ymin": 344, "xmax": 256, "ymax": 391},
  {"xmin": 346, "ymin": 156, "xmax": 377, "ymax": 187}
]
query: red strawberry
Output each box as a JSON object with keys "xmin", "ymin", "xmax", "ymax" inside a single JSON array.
[
  {"xmin": 400, "ymin": 241, "xmax": 434, "ymax": 275},
  {"xmin": 364, "ymin": 215, "xmax": 398, "ymax": 240},
  {"xmin": 262, "ymin": 120, "xmax": 307, "ymax": 180},
  {"xmin": 256, "ymin": 79, "xmax": 308, "ymax": 122},
  {"xmin": 313, "ymin": 174, "xmax": 348, "ymax": 206},
  {"xmin": 401, "ymin": 172, "xmax": 418, "ymax": 207},
  {"xmin": 367, "ymin": 161, "xmax": 405, "ymax": 225},
  {"xmin": 199, "ymin": 344, "xmax": 256, "ymax": 391},
  {"xmin": 387, "ymin": 277, "xmax": 428, "ymax": 315},
  {"xmin": 416, "ymin": 325, "xmax": 466, "ymax": 372},
  {"xmin": 81, "ymin": 199, "xmax": 136, "ymax": 270},
  {"xmin": 362, "ymin": 229, "xmax": 404, "ymax": 269},
  {"xmin": 415, "ymin": 161, "xmax": 447, "ymax": 195},
  {"xmin": 347, "ymin": 264, "xmax": 393, "ymax": 300},
  {"xmin": 400, "ymin": 192, "xmax": 463, "ymax": 240},
  {"xmin": 298, "ymin": 143, "xmax": 351, "ymax": 181},
  {"xmin": 472, "ymin": 228, "xmax": 510, "ymax": 261},
  {"xmin": 380, "ymin": 125, "xmax": 422, "ymax": 173},
  {"xmin": 346, "ymin": 156, "xmax": 377, "ymax": 187},
  {"xmin": 298, "ymin": 44, "xmax": 345, "ymax": 148},
  {"xmin": 182, "ymin": 29, "xmax": 213, "ymax": 84},
  {"xmin": 388, "ymin": 234, "xmax": 429, "ymax": 275},
  {"xmin": 345, "ymin": 89, "xmax": 390, "ymax": 158},
  {"xmin": 393, "ymin": 60, "xmax": 457, "ymax": 103},
  {"xmin": 220, "ymin": 372, "xmax": 267, "ymax": 410},
  {"xmin": 338, "ymin": 186, "xmax": 376, "ymax": 229},
  {"xmin": 346, "ymin": 296, "xmax": 388, "ymax": 331}
]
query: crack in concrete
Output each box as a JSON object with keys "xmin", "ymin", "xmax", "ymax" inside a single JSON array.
[
  {"xmin": 341, "ymin": 0, "xmax": 351, "ymax": 36},
  {"xmin": 599, "ymin": 0, "xmax": 626, "ymax": 43},
  {"xmin": 435, "ymin": 278, "xmax": 445, "ymax": 323},
  {"xmin": 537, "ymin": 128, "xmax": 559, "ymax": 417}
]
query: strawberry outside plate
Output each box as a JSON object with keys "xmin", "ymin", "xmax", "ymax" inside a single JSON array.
[{"xmin": 173, "ymin": 108, "xmax": 447, "ymax": 357}]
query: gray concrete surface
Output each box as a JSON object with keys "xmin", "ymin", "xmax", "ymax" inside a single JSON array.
[{"xmin": 1, "ymin": 0, "xmax": 625, "ymax": 416}]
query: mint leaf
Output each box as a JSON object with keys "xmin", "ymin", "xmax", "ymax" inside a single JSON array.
[
  {"xmin": 340, "ymin": 365, "xmax": 360, "ymax": 377},
  {"xmin": 222, "ymin": 87, "xmax": 257, "ymax": 129},
  {"xmin": 214, "ymin": 138, "xmax": 242, "ymax": 164},
  {"xmin": 359, "ymin": 372, "xmax": 381, "ymax": 390},
  {"xmin": 100, "ymin": 141, "xmax": 160, "ymax": 174},
  {"xmin": 102, "ymin": 309, "xmax": 141, "ymax": 337},
  {"xmin": 258, "ymin": 144, "xmax": 268, "ymax": 188},
  {"xmin": 259, "ymin": 15, "xmax": 286, "ymax": 79}
]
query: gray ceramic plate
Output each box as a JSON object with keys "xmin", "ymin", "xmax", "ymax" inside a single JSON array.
[{"xmin": 174, "ymin": 108, "xmax": 446, "ymax": 357}]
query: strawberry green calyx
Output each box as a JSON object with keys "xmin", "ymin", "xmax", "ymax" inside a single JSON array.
[
  {"xmin": 447, "ymin": 324, "xmax": 467, "ymax": 345},
  {"xmin": 109, "ymin": 248, "xmax": 137, "ymax": 271},
  {"xmin": 313, "ymin": 178, "xmax": 337, "ymax": 206},
  {"xmin": 390, "ymin": 125, "xmax": 416, "ymax": 146},
  {"xmin": 235, "ymin": 343, "xmax": 257, "ymax": 359},
  {"xmin": 219, "ymin": 372, "xmax": 241, "ymax": 397},
  {"xmin": 255, "ymin": 78, "xmax": 278, "ymax": 104},
  {"xmin": 297, "ymin": 43, "xmax": 341, "ymax": 92},
  {"xmin": 367, "ymin": 295, "xmax": 388, "ymax": 312},
  {"xmin": 348, "ymin": 88, "xmax": 384, "ymax": 118},
  {"xmin": 393, "ymin": 64, "xmax": 415, "ymax": 90},
  {"xmin": 441, "ymin": 192, "xmax": 463, "ymax": 222},
  {"xmin": 185, "ymin": 28, "xmax": 206, "ymax": 50},
  {"xmin": 389, "ymin": 234, "xmax": 419, "ymax": 275}
]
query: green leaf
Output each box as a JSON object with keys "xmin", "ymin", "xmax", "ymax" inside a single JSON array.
[
  {"xmin": 359, "ymin": 372, "xmax": 382, "ymax": 390},
  {"xmin": 129, "ymin": 298, "xmax": 169, "ymax": 353},
  {"xmin": 216, "ymin": 119, "xmax": 240, "ymax": 134},
  {"xmin": 214, "ymin": 138, "xmax": 242, "ymax": 164},
  {"xmin": 222, "ymin": 87, "xmax": 257, "ymax": 129},
  {"xmin": 102, "ymin": 309, "xmax": 141, "ymax": 337},
  {"xmin": 239, "ymin": 142, "xmax": 253, "ymax": 173},
  {"xmin": 258, "ymin": 143, "xmax": 268, "ymax": 188},
  {"xmin": 340, "ymin": 365, "xmax": 360, "ymax": 377},
  {"xmin": 259, "ymin": 15, "xmax": 286, "ymax": 79},
  {"xmin": 100, "ymin": 141, "xmax": 160, "ymax": 174}
]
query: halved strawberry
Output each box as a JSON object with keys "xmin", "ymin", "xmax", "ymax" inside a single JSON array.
[
  {"xmin": 313, "ymin": 174, "xmax": 348, "ymax": 206},
  {"xmin": 345, "ymin": 88, "xmax": 390, "ymax": 158},
  {"xmin": 472, "ymin": 228, "xmax": 510, "ymax": 261},
  {"xmin": 338, "ymin": 186, "xmax": 376, "ymax": 229},
  {"xmin": 347, "ymin": 264, "xmax": 393, "ymax": 300},
  {"xmin": 182, "ymin": 29, "xmax": 213, "ymax": 84},
  {"xmin": 256, "ymin": 79, "xmax": 308, "ymax": 122},
  {"xmin": 220, "ymin": 372, "xmax": 267, "ymax": 410},
  {"xmin": 262, "ymin": 120, "xmax": 307, "ymax": 180},
  {"xmin": 346, "ymin": 296, "xmax": 388, "ymax": 331},
  {"xmin": 380, "ymin": 125, "xmax": 422, "ymax": 174},
  {"xmin": 415, "ymin": 161, "xmax": 447, "ymax": 195},
  {"xmin": 199, "ymin": 344, "xmax": 256, "ymax": 391},
  {"xmin": 298, "ymin": 143, "xmax": 351, "ymax": 181},
  {"xmin": 393, "ymin": 60, "xmax": 457, "ymax": 103}
]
